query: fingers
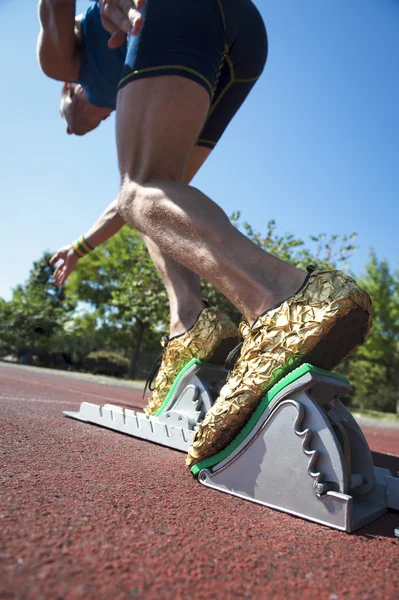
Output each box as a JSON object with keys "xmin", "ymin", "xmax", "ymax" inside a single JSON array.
[
  {"xmin": 121, "ymin": 0, "xmax": 146, "ymax": 22},
  {"xmin": 53, "ymin": 264, "xmax": 64, "ymax": 287},
  {"xmin": 54, "ymin": 263, "xmax": 71, "ymax": 287},
  {"xmin": 108, "ymin": 30, "xmax": 127, "ymax": 49},
  {"xmin": 49, "ymin": 252, "xmax": 60, "ymax": 266},
  {"xmin": 101, "ymin": 0, "xmax": 144, "ymax": 37},
  {"xmin": 57, "ymin": 267, "xmax": 67, "ymax": 287},
  {"xmin": 107, "ymin": 14, "xmax": 142, "ymax": 47},
  {"xmin": 130, "ymin": 11, "xmax": 143, "ymax": 35},
  {"xmin": 50, "ymin": 247, "xmax": 76, "ymax": 286},
  {"xmin": 102, "ymin": 2, "xmax": 134, "ymax": 34},
  {"xmin": 50, "ymin": 247, "xmax": 68, "ymax": 266}
]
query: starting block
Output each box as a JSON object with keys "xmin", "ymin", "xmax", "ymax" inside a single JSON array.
[
  {"xmin": 63, "ymin": 360, "xmax": 226, "ymax": 452},
  {"xmin": 64, "ymin": 359, "xmax": 399, "ymax": 532}
]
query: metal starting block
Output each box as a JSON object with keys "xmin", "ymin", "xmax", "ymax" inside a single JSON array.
[
  {"xmin": 64, "ymin": 360, "xmax": 399, "ymax": 533},
  {"xmin": 192, "ymin": 363, "xmax": 399, "ymax": 532},
  {"xmin": 63, "ymin": 360, "xmax": 227, "ymax": 452}
]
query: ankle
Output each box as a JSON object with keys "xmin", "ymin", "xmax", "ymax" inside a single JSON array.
[
  {"xmin": 245, "ymin": 267, "xmax": 308, "ymax": 326},
  {"xmin": 169, "ymin": 299, "xmax": 208, "ymax": 338}
]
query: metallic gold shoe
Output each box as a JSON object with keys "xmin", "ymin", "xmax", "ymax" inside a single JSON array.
[
  {"xmin": 143, "ymin": 308, "xmax": 239, "ymax": 416},
  {"xmin": 186, "ymin": 267, "xmax": 373, "ymax": 467}
]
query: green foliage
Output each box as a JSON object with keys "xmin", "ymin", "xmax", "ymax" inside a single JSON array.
[
  {"xmin": 230, "ymin": 213, "xmax": 357, "ymax": 271},
  {"xmin": 3, "ymin": 217, "xmax": 399, "ymax": 416},
  {"xmin": 343, "ymin": 250, "xmax": 399, "ymax": 412},
  {"xmin": 63, "ymin": 218, "xmax": 359, "ymax": 342},
  {"xmin": 47, "ymin": 311, "xmax": 102, "ymax": 369},
  {"xmin": 68, "ymin": 227, "xmax": 168, "ymax": 326},
  {"xmin": 83, "ymin": 350, "xmax": 130, "ymax": 378},
  {"xmin": 66, "ymin": 227, "xmax": 169, "ymax": 376},
  {"xmin": 199, "ymin": 214, "xmax": 359, "ymax": 327},
  {"xmin": 0, "ymin": 252, "xmax": 75, "ymax": 362},
  {"xmin": 0, "ymin": 299, "xmax": 13, "ymax": 357}
]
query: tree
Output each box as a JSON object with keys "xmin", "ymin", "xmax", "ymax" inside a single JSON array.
[
  {"xmin": 231, "ymin": 213, "xmax": 357, "ymax": 270},
  {"xmin": 67, "ymin": 227, "xmax": 169, "ymax": 378},
  {"xmin": 0, "ymin": 252, "xmax": 75, "ymax": 363},
  {"xmin": 66, "ymin": 218, "xmax": 360, "ymax": 377},
  {"xmin": 201, "ymin": 215, "xmax": 359, "ymax": 328},
  {"xmin": 344, "ymin": 251, "xmax": 399, "ymax": 413}
]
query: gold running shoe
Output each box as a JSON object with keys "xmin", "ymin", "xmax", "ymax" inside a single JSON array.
[
  {"xmin": 144, "ymin": 307, "xmax": 239, "ymax": 416},
  {"xmin": 186, "ymin": 267, "xmax": 373, "ymax": 467}
]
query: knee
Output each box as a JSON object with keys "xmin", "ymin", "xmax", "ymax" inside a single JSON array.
[
  {"xmin": 117, "ymin": 178, "xmax": 142, "ymax": 225},
  {"xmin": 118, "ymin": 177, "xmax": 163, "ymax": 228}
]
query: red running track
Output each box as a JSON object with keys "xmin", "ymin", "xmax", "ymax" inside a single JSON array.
[{"xmin": 1, "ymin": 363, "xmax": 398, "ymax": 600}]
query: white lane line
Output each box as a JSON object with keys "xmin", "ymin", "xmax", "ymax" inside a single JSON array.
[
  {"xmin": 0, "ymin": 374, "xmax": 133, "ymax": 404},
  {"xmin": 0, "ymin": 394, "xmax": 143, "ymax": 412},
  {"xmin": 0, "ymin": 395, "xmax": 78, "ymax": 405}
]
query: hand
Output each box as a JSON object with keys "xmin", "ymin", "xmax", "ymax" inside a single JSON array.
[
  {"xmin": 49, "ymin": 245, "xmax": 79, "ymax": 287},
  {"xmin": 99, "ymin": 0, "xmax": 146, "ymax": 49}
]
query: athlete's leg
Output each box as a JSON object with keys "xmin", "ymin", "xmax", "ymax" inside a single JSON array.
[
  {"xmin": 115, "ymin": 0, "xmax": 371, "ymax": 451},
  {"xmin": 142, "ymin": 0, "xmax": 267, "ymax": 338},
  {"xmin": 142, "ymin": 146, "xmax": 212, "ymax": 337},
  {"xmin": 117, "ymin": 75, "xmax": 305, "ymax": 326},
  {"xmin": 137, "ymin": 142, "xmax": 240, "ymax": 417}
]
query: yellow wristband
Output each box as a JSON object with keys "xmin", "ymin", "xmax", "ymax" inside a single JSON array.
[{"xmin": 72, "ymin": 235, "xmax": 95, "ymax": 258}]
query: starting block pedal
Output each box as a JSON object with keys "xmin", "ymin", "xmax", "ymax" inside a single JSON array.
[
  {"xmin": 64, "ymin": 360, "xmax": 399, "ymax": 532},
  {"xmin": 192, "ymin": 363, "xmax": 399, "ymax": 532}
]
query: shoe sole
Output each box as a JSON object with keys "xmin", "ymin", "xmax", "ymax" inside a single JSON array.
[{"xmin": 306, "ymin": 305, "xmax": 370, "ymax": 370}]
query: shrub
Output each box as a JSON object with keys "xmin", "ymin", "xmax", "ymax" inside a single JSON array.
[
  {"xmin": 32, "ymin": 348, "xmax": 71, "ymax": 370},
  {"xmin": 83, "ymin": 350, "xmax": 129, "ymax": 378}
]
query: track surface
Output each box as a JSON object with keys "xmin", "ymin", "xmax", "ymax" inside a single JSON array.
[{"xmin": 1, "ymin": 363, "xmax": 398, "ymax": 600}]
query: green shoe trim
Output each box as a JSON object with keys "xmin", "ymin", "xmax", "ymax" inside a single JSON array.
[
  {"xmin": 155, "ymin": 358, "xmax": 213, "ymax": 416},
  {"xmin": 190, "ymin": 363, "xmax": 349, "ymax": 476}
]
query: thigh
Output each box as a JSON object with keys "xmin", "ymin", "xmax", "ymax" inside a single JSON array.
[
  {"xmin": 118, "ymin": 0, "xmax": 226, "ymax": 102},
  {"xmin": 117, "ymin": 75, "xmax": 210, "ymax": 181},
  {"xmin": 116, "ymin": 0, "xmax": 227, "ymax": 180}
]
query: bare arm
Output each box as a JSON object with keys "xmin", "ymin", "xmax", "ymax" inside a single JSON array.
[
  {"xmin": 37, "ymin": 0, "xmax": 80, "ymax": 81},
  {"xmin": 84, "ymin": 198, "xmax": 125, "ymax": 247},
  {"xmin": 50, "ymin": 198, "xmax": 125, "ymax": 286}
]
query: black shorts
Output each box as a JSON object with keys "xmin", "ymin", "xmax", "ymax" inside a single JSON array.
[{"xmin": 118, "ymin": 0, "xmax": 268, "ymax": 149}]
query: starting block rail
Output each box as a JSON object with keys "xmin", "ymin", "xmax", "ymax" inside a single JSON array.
[
  {"xmin": 64, "ymin": 360, "xmax": 227, "ymax": 452},
  {"xmin": 64, "ymin": 402, "xmax": 195, "ymax": 451}
]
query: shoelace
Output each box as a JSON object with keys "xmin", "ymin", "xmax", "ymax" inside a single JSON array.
[
  {"xmin": 142, "ymin": 335, "xmax": 169, "ymax": 400},
  {"xmin": 141, "ymin": 301, "xmax": 209, "ymax": 401},
  {"xmin": 224, "ymin": 341, "xmax": 243, "ymax": 372}
]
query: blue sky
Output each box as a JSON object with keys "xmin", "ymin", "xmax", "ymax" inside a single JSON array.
[{"xmin": 0, "ymin": 0, "xmax": 398, "ymax": 301}]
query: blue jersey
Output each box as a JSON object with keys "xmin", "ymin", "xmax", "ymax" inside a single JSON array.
[{"xmin": 77, "ymin": 2, "xmax": 126, "ymax": 109}]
